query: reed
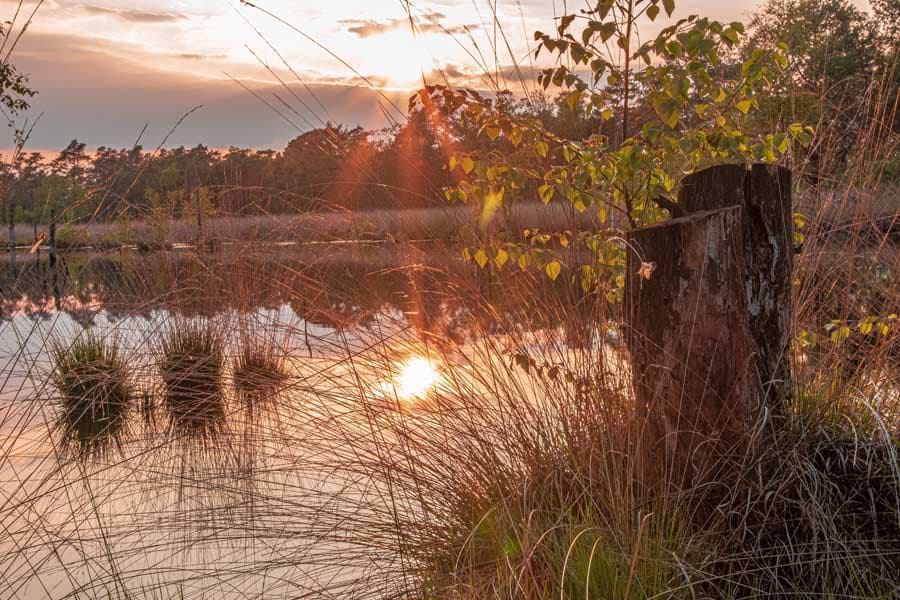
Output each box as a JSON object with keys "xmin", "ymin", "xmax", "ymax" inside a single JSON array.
[{"xmin": 2, "ymin": 2, "xmax": 898, "ymax": 597}]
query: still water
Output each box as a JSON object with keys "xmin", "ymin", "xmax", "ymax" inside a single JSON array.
[{"xmin": 0, "ymin": 244, "xmax": 599, "ymax": 598}]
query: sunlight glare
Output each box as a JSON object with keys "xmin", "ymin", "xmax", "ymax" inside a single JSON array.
[{"xmin": 395, "ymin": 356, "xmax": 441, "ymax": 400}]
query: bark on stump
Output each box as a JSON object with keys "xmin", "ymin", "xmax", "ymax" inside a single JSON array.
[
  {"xmin": 626, "ymin": 206, "xmax": 754, "ymax": 487},
  {"xmin": 678, "ymin": 163, "xmax": 793, "ymax": 413}
]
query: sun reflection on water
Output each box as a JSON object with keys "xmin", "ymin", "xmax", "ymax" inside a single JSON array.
[
  {"xmin": 373, "ymin": 355, "xmax": 442, "ymax": 402},
  {"xmin": 396, "ymin": 357, "xmax": 441, "ymax": 399}
]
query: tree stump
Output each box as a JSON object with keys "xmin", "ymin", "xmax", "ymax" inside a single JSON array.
[
  {"xmin": 626, "ymin": 206, "xmax": 754, "ymax": 487},
  {"xmin": 678, "ymin": 164, "xmax": 793, "ymax": 413}
]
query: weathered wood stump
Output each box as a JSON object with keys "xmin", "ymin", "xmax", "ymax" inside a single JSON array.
[
  {"xmin": 678, "ymin": 164, "xmax": 793, "ymax": 413},
  {"xmin": 626, "ymin": 206, "xmax": 754, "ymax": 486}
]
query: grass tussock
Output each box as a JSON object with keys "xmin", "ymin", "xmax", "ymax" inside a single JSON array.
[
  {"xmin": 305, "ymin": 340, "xmax": 696, "ymax": 598},
  {"xmin": 157, "ymin": 320, "xmax": 226, "ymax": 438},
  {"xmin": 318, "ymin": 342, "xmax": 900, "ymax": 599},
  {"xmin": 233, "ymin": 334, "xmax": 290, "ymax": 418},
  {"xmin": 708, "ymin": 412, "xmax": 900, "ymax": 597},
  {"xmin": 50, "ymin": 333, "xmax": 134, "ymax": 458},
  {"xmin": 4, "ymin": 13, "xmax": 898, "ymax": 598}
]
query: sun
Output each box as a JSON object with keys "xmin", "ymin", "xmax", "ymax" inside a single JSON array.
[
  {"xmin": 354, "ymin": 29, "xmax": 439, "ymax": 88},
  {"xmin": 394, "ymin": 356, "xmax": 441, "ymax": 399}
]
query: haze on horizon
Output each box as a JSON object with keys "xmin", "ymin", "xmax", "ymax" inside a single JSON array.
[{"xmin": 4, "ymin": 0, "xmax": 871, "ymax": 153}]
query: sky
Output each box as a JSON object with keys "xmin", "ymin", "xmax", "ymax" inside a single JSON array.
[{"xmin": 2, "ymin": 0, "xmax": 871, "ymax": 153}]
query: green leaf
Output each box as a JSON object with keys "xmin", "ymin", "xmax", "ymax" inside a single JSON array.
[
  {"xmin": 663, "ymin": 0, "xmax": 675, "ymax": 16},
  {"xmin": 566, "ymin": 90, "xmax": 581, "ymax": 111},
  {"xmin": 597, "ymin": 205, "xmax": 608, "ymax": 223},
  {"xmin": 582, "ymin": 27, "xmax": 594, "ymax": 46},
  {"xmin": 653, "ymin": 97, "xmax": 680, "ymax": 128},
  {"xmin": 599, "ymin": 22, "xmax": 616, "ymax": 43},
  {"xmin": 735, "ymin": 99, "xmax": 752, "ymax": 114},
  {"xmin": 774, "ymin": 133, "xmax": 790, "ymax": 154},
  {"xmin": 647, "ymin": 4, "xmax": 659, "ymax": 20},
  {"xmin": 518, "ymin": 253, "xmax": 531, "ymax": 271},
  {"xmin": 721, "ymin": 28, "xmax": 740, "ymax": 45},
  {"xmin": 535, "ymin": 141, "xmax": 548, "ymax": 158},
  {"xmin": 859, "ymin": 317, "xmax": 875, "ymax": 336},
  {"xmin": 792, "ymin": 125, "xmax": 815, "ymax": 147},
  {"xmin": 831, "ymin": 325, "xmax": 851, "ymax": 345},
  {"xmin": 597, "ymin": 0, "xmax": 613, "ymax": 19},
  {"xmin": 461, "ymin": 156, "xmax": 475, "ymax": 174},
  {"xmin": 479, "ymin": 188, "xmax": 504, "ymax": 230},
  {"xmin": 570, "ymin": 44, "xmax": 587, "ymax": 64},
  {"xmin": 494, "ymin": 248, "xmax": 509, "ymax": 268},
  {"xmin": 474, "ymin": 249, "xmax": 488, "ymax": 269},
  {"xmin": 573, "ymin": 194, "xmax": 588, "ymax": 212},
  {"xmin": 509, "ymin": 128, "xmax": 523, "ymax": 147},
  {"xmin": 538, "ymin": 184, "xmax": 555, "ymax": 204},
  {"xmin": 545, "ymin": 260, "xmax": 562, "ymax": 281}
]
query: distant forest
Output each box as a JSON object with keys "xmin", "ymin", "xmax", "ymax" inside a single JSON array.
[
  {"xmin": 1, "ymin": 91, "xmax": 625, "ymax": 224},
  {"xmin": 2, "ymin": 0, "xmax": 898, "ymax": 226}
]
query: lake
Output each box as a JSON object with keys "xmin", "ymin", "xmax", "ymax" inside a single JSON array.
[{"xmin": 0, "ymin": 243, "xmax": 609, "ymax": 598}]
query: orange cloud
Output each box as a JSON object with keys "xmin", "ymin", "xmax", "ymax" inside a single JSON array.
[{"xmin": 340, "ymin": 10, "xmax": 478, "ymax": 38}]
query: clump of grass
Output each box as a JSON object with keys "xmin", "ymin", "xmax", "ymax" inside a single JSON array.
[
  {"xmin": 707, "ymin": 412, "xmax": 900, "ymax": 597},
  {"xmin": 50, "ymin": 333, "xmax": 134, "ymax": 458},
  {"xmin": 157, "ymin": 320, "xmax": 226, "ymax": 438},
  {"xmin": 233, "ymin": 335, "xmax": 289, "ymax": 417},
  {"xmin": 139, "ymin": 387, "xmax": 156, "ymax": 430}
]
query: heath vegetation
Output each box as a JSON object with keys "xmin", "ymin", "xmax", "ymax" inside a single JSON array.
[{"xmin": 0, "ymin": 0, "xmax": 898, "ymax": 598}]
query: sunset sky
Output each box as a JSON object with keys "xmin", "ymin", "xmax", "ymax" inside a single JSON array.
[{"xmin": 5, "ymin": 0, "xmax": 871, "ymax": 152}]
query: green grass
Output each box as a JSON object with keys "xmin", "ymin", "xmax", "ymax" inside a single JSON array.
[
  {"xmin": 50, "ymin": 333, "xmax": 134, "ymax": 458},
  {"xmin": 157, "ymin": 320, "xmax": 226, "ymax": 438}
]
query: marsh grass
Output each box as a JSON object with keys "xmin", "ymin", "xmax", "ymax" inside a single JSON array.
[
  {"xmin": 157, "ymin": 320, "xmax": 226, "ymax": 439},
  {"xmin": 232, "ymin": 334, "xmax": 290, "ymax": 429},
  {"xmin": 706, "ymin": 412, "xmax": 900, "ymax": 597},
  {"xmin": 50, "ymin": 333, "xmax": 134, "ymax": 458},
  {"xmin": 233, "ymin": 337, "xmax": 289, "ymax": 395},
  {"xmin": 2, "ymin": 6, "xmax": 898, "ymax": 599}
]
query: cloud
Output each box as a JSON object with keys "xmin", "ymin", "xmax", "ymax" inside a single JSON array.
[
  {"xmin": 6, "ymin": 31, "xmax": 410, "ymax": 151},
  {"xmin": 340, "ymin": 10, "xmax": 477, "ymax": 38},
  {"xmin": 178, "ymin": 53, "xmax": 227, "ymax": 61},
  {"xmin": 78, "ymin": 4, "xmax": 186, "ymax": 24},
  {"xmin": 421, "ymin": 62, "xmax": 538, "ymax": 91}
]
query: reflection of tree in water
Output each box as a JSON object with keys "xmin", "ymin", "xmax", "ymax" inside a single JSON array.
[{"xmin": 0, "ymin": 246, "xmax": 601, "ymax": 342}]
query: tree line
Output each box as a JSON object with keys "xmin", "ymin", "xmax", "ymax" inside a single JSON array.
[{"xmin": 1, "ymin": 0, "xmax": 897, "ymax": 228}]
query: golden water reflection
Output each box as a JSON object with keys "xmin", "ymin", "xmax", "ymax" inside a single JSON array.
[{"xmin": 373, "ymin": 355, "xmax": 443, "ymax": 402}]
